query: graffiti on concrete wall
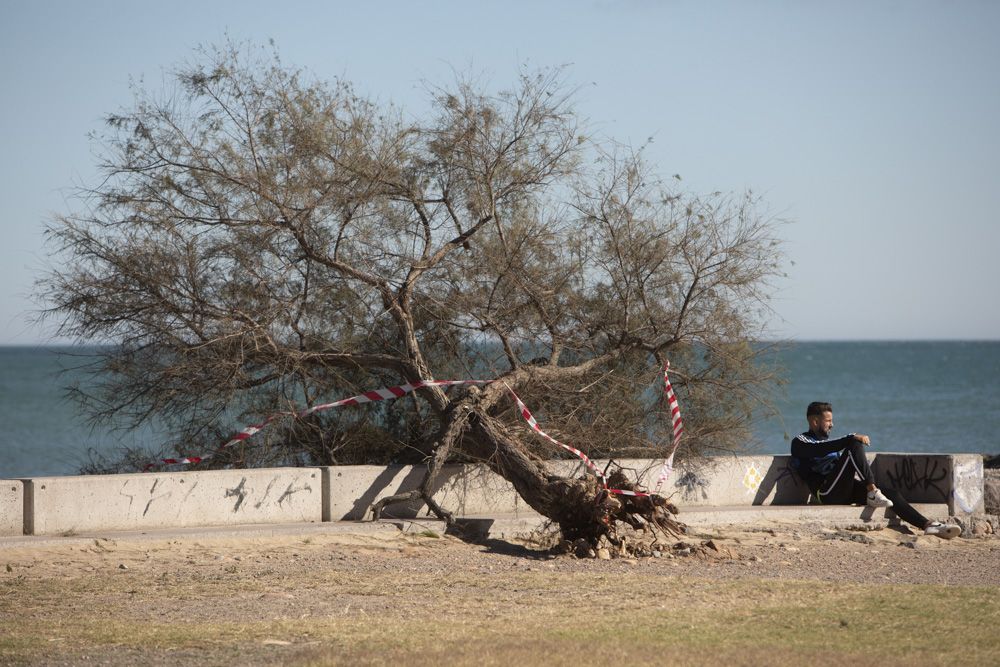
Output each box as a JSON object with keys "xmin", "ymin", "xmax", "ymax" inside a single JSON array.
[
  {"xmin": 225, "ymin": 476, "xmax": 313, "ymax": 512},
  {"xmin": 119, "ymin": 478, "xmax": 177, "ymax": 517},
  {"xmin": 278, "ymin": 481, "xmax": 312, "ymax": 505},
  {"xmin": 952, "ymin": 460, "xmax": 983, "ymax": 514},
  {"xmin": 885, "ymin": 458, "xmax": 948, "ymax": 501},
  {"xmin": 254, "ymin": 477, "xmax": 279, "ymax": 510},
  {"xmin": 143, "ymin": 478, "xmax": 174, "ymax": 517},
  {"xmin": 675, "ymin": 470, "xmax": 710, "ymax": 501},
  {"xmin": 743, "ymin": 462, "xmax": 764, "ymax": 495},
  {"xmin": 225, "ymin": 477, "xmax": 249, "ymax": 512}
]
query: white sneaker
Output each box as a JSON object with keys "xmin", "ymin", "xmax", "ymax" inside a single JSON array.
[
  {"xmin": 924, "ymin": 521, "xmax": 960, "ymax": 540},
  {"xmin": 866, "ymin": 489, "xmax": 893, "ymax": 508}
]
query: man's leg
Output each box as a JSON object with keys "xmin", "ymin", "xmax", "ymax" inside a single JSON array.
[
  {"xmin": 842, "ymin": 440, "xmax": 876, "ymax": 486},
  {"xmin": 815, "ymin": 451, "xmax": 862, "ymax": 503},
  {"xmin": 815, "ymin": 451, "xmax": 957, "ymax": 537},
  {"xmin": 880, "ymin": 486, "xmax": 930, "ymax": 529},
  {"xmin": 816, "ymin": 443, "xmax": 874, "ymax": 503}
]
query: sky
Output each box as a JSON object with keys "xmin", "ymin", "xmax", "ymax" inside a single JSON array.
[{"xmin": 1, "ymin": 0, "xmax": 998, "ymax": 344}]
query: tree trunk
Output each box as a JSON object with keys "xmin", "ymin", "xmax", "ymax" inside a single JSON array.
[
  {"xmin": 467, "ymin": 412, "xmax": 682, "ymax": 545},
  {"xmin": 370, "ymin": 393, "xmax": 683, "ymax": 549}
]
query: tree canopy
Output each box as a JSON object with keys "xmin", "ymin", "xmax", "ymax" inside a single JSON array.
[{"xmin": 42, "ymin": 43, "xmax": 783, "ymax": 544}]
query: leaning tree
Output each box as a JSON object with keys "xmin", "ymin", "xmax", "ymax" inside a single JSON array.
[{"xmin": 41, "ymin": 44, "xmax": 782, "ymax": 546}]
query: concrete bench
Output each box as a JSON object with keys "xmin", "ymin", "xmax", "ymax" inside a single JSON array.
[
  {"xmin": 16, "ymin": 467, "xmax": 321, "ymax": 536},
  {"xmin": 661, "ymin": 453, "xmax": 984, "ymax": 516},
  {"xmin": 0, "ymin": 481, "xmax": 22, "ymax": 536},
  {"xmin": 320, "ymin": 453, "xmax": 984, "ymax": 521},
  {"xmin": 1, "ymin": 453, "xmax": 984, "ymax": 536}
]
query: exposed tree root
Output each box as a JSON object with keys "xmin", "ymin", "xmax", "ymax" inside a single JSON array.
[
  {"xmin": 369, "ymin": 402, "xmax": 687, "ymax": 557},
  {"xmin": 544, "ymin": 468, "xmax": 687, "ymax": 557},
  {"xmin": 557, "ymin": 535, "xmax": 737, "ymax": 561}
]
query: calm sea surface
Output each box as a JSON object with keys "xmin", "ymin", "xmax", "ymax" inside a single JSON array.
[
  {"xmin": 750, "ymin": 341, "xmax": 1000, "ymax": 455},
  {"xmin": 2, "ymin": 342, "xmax": 998, "ymax": 478}
]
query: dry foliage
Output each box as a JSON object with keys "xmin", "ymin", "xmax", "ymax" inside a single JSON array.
[{"xmin": 41, "ymin": 41, "xmax": 783, "ymax": 543}]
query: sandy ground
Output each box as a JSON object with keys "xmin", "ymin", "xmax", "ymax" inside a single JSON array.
[{"xmin": 1, "ymin": 519, "xmax": 998, "ymax": 665}]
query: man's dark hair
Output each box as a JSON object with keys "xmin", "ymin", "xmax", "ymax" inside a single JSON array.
[{"xmin": 807, "ymin": 401, "xmax": 833, "ymax": 417}]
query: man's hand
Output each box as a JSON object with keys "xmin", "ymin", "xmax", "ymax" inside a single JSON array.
[{"xmin": 854, "ymin": 434, "xmax": 871, "ymax": 446}]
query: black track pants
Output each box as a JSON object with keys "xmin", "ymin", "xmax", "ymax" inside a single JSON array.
[{"xmin": 815, "ymin": 442, "xmax": 929, "ymax": 529}]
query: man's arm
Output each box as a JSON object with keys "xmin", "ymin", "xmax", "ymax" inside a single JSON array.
[{"xmin": 791, "ymin": 433, "xmax": 866, "ymax": 459}]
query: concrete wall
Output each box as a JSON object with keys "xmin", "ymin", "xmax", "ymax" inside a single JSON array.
[
  {"xmin": 319, "ymin": 455, "xmax": 814, "ymax": 519},
  {"xmin": 653, "ymin": 453, "xmax": 986, "ymax": 513},
  {"xmin": 322, "ymin": 453, "xmax": 983, "ymax": 520},
  {"xmin": 323, "ymin": 460, "xmax": 661, "ymax": 520},
  {"xmin": 0, "ymin": 481, "xmax": 23, "ymax": 536},
  {"xmin": 650, "ymin": 455, "xmax": 813, "ymax": 506},
  {"xmin": 323, "ymin": 463, "xmax": 540, "ymax": 521},
  {"xmin": 24, "ymin": 467, "xmax": 321, "ymax": 536},
  {"xmin": 872, "ymin": 453, "xmax": 984, "ymax": 515},
  {"xmin": 609, "ymin": 453, "xmax": 985, "ymax": 513},
  {"xmin": 8, "ymin": 452, "xmax": 984, "ymax": 535}
]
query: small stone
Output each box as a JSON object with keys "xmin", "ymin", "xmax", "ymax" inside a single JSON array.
[
  {"xmin": 652, "ymin": 550, "xmax": 662, "ymax": 558},
  {"xmin": 596, "ymin": 548, "xmax": 611, "ymax": 560},
  {"xmin": 118, "ymin": 564, "xmax": 129, "ymax": 570},
  {"xmin": 5, "ymin": 564, "xmax": 11, "ymax": 573},
  {"xmin": 676, "ymin": 547, "xmax": 692, "ymax": 557},
  {"xmin": 898, "ymin": 541, "xmax": 918, "ymax": 550},
  {"xmin": 972, "ymin": 520, "xmax": 993, "ymax": 536},
  {"xmin": 782, "ymin": 546, "xmax": 800, "ymax": 553}
]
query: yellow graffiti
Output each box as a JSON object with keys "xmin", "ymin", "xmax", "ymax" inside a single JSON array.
[{"xmin": 743, "ymin": 462, "xmax": 764, "ymax": 494}]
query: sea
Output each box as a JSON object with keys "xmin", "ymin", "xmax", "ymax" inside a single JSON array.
[{"xmin": 2, "ymin": 342, "xmax": 998, "ymax": 478}]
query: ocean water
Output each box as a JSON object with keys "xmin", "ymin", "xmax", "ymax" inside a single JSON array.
[
  {"xmin": 0, "ymin": 346, "xmax": 165, "ymax": 478},
  {"xmin": 751, "ymin": 341, "xmax": 1000, "ymax": 455},
  {"xmin": 1, "ymin": 342, "xmax": 998, "ymax": 478}
]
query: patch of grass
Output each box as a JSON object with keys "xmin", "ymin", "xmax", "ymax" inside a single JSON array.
[
  {"xmin": 2, "ymin": 569, "xmax": 997, "ymax": 666},
  {"xmin": 297, "ymin": 580, "xmax": 1000, "ymax": 666}
]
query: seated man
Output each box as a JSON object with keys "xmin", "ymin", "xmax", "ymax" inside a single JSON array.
[{"xmin": 790, "ymin": 401, "xmax": 960, "ymax": 539}]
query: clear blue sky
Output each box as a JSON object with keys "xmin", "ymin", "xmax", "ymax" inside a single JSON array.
[{"xmin": 2, "ymin": 0, "xmax": 998, "ymax": 344}]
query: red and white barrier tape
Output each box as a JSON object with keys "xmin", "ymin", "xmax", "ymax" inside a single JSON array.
[
  {"xmin": 505, "ymin": 386, "xmax": 654, "ymax": 498},
  {"xmin": 652, "ymin": 361, "xmax": 684, "ymax": 494},
  {"xmin": 145, "ymin": 380, "xmax": 488, "ymax": 470},
  {"xmin": 225, "ymin": 380, "xmax": 489, "ymax": 448},
  {"xmin": 506, "ymin": 388, "xmax": 607, "ymax": 484},
  {"xmin": 147, "ymin": 367, "xmax": 683, "ymax": 501}
]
